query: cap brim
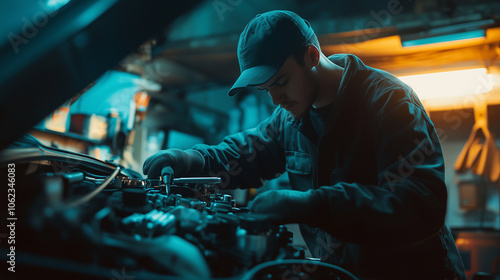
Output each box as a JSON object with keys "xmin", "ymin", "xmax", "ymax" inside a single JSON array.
[{"xmin": 228, "ymin": 65, "xmax": 280, "ymax": 96}]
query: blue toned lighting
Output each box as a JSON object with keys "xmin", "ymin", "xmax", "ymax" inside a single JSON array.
[
  {"xmin": 46, "ymin": 0, "xmax": 71, "ymax": 11},
  {"xmin": 167, "ymin": 130, "xmax": 204, "ymax": 149},
  {"xmin": 402, "ymin": 30, "xmax": 486, "ymax": 47}
]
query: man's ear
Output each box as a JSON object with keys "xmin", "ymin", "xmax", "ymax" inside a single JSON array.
[{"xmin": 305, "ymin": 45, "xmax": 320, "ymax": 68}]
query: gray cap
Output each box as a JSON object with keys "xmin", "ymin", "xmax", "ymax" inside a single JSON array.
[{"xmin": 228, "ymin": 10, "xmax": 314, "ymax": 96}]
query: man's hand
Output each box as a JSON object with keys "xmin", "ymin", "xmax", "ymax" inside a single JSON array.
[
  {"xmin": 142, "ymin": 148, "xmax": 204, "ymax": 179},
  {"xmin": 249, "ymin": 189, "xmax": 319, "ymax": 224}
]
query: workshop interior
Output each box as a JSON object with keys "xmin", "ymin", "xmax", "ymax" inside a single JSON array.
[{"xmin": 1, "ymin": 0, "xmax": 500, "ymax": 279}]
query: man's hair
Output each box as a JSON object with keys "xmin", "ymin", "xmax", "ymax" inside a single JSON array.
[{"xmin": 290, "ymin": 33, "xmax": 320, "ymax": 67}]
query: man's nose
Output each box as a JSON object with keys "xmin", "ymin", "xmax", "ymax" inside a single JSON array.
[{"xmin": 267, "ymin": 89, "xmax": 285, "ymax": 106}]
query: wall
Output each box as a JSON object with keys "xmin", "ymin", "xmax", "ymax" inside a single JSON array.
[{"xmin": 430, "ymin": 106, "xmax": 500, "ymax": 230}]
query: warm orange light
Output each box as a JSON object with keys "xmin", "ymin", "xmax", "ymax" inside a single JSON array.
[
  {"xmin": 398, "ymin": 68, "xmax": 494, "ymax": 100},
  {"xmin": 455, "ymin": 238, "xmax": 467, "ymax": 247}
]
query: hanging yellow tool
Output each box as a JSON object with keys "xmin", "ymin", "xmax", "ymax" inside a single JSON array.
[{"xmin": 454, "ymin": 97, "xmax": 500, "ymax": 184}]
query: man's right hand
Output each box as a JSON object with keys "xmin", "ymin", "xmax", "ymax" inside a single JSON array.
[{"xmin": 142, "ymin": 148, "xmax": 205, "ymax": 179}]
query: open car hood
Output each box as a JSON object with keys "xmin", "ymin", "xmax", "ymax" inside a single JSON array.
[
  {"xmin": 0, "ymin": 134, "xmax": 131, "ymax": 177},
  {"xmin": 0, "ymin": 0, "xmax": 202, "ymax": 151}
]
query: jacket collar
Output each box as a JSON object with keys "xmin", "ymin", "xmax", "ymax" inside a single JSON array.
[{"xmin": 324, "ymin": 54, "xmax": 369, "ymax": 133}]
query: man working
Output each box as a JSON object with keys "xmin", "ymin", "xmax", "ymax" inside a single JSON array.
[{"xmin": 143, "ymin": 10, "xmax": 466, "ymax": 280}]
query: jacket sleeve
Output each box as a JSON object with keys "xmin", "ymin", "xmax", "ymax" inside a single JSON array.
[
  {"xmin": 192, "ymin": 108, "xmax": 287, "ymax": 190},
  {"xmin": 306, "ymin": 88, "xmax": 448, "ymax": 246}
]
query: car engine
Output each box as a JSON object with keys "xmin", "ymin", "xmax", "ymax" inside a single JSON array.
[{"xmin": 0, "ymin": 136, "xmax": 357, "ymax": 280}]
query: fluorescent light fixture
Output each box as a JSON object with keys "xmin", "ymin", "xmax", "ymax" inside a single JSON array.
[
  {"xmin": 401, "ymin": 30, "xmax": 486, "ymax": 47},
  {"xmin": 400, "ymin": 19, "xmax": 493, "ymax": 47},
  {"xmin": 398, "ymin": 68, "xmax": 493, "ymax": 100}
]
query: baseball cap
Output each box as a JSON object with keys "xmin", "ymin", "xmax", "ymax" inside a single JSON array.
[{"xmin": 228, "ymin": 10, "xmax": 315, "ymax": 96}]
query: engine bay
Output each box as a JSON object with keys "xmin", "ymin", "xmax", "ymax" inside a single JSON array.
[{"xmin": 0, "ymin": 136, "xmax": 356, "ymax": 280}]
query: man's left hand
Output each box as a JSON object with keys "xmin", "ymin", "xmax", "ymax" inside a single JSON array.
[{"xmin": 249, "ymin": 189, "xmax": 317, "ymax": 224}]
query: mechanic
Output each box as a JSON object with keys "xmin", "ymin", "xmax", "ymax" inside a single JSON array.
[{"xmin": 143, "ymin": 10, "xmax": 466, "ymax": 280}]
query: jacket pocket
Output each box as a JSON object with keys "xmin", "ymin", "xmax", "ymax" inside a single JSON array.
[{"xmin": 285, "ymin": 151, "xmax": 311, "ymax": 175}]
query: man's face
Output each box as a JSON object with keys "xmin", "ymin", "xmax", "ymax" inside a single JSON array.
[{"xmin": 256, "ymin": 55, "xmax": 318, "ymax": 119}]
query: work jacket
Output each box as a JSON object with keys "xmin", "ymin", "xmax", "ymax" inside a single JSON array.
[{"xmin": 193, "ymin": 54, "xmax": 466, "ymax": 280}]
